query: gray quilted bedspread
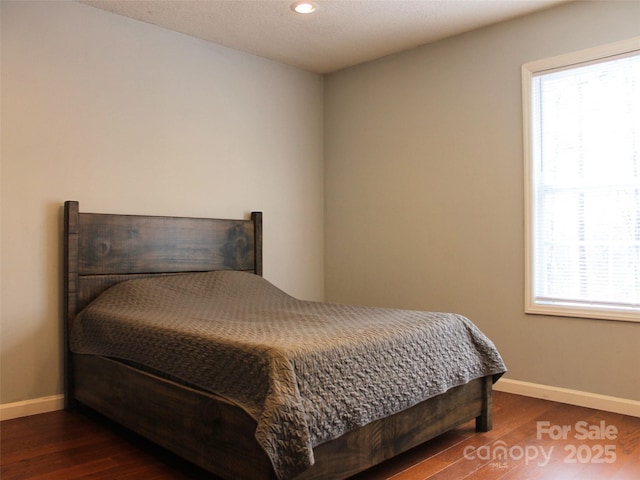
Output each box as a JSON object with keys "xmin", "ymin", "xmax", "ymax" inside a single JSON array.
[{"xmin": 71, "ymin": 271, "xmax": 506, "ymax": 479}]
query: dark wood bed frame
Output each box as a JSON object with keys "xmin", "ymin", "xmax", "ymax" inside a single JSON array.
[{"xmin": 63, "ymin": 200, "xmax": 494, "ymax": 480}]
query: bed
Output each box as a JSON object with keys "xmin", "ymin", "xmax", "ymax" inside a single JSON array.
[{"xmin": 63, "ymin": 200, "xmax": 506, "ymax": 480}]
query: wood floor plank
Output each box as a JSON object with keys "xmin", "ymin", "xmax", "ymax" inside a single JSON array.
[
  {"xmin": 386, "ymin": 393, "xmax": 560, "ymax": 479},
  {"xmin": 491, "ymin": 402, "xmax": 640, "ymax": 480},
  {"xmin": 1, "ymin": 393, "xmax": 639, "ymax": 479}
]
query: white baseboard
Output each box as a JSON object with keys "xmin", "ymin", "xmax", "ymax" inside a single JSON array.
[
  {"xmin": 494, "ymin": 378, "xmax": 640, "ymax": 418},
  {"xmin": 0, "ymin": 395, "xmax": 65, "ymax": 421}
]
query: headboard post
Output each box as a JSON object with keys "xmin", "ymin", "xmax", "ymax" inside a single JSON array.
[
  {"xmin": 63, "ymin": 200, "xmax": 79, "ymax": 409},
  {"xmin": 252, "ymin": 211, "xmax": 263, "ymax": 276}
]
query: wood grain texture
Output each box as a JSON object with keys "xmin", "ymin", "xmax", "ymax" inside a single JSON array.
[
  {"xmin": 63, "ymin": 201, "xmax": 79, "ymax": 410},
  {"xmin": 78, "ymin": 213, "xmax": 256, "ymax": 275}
]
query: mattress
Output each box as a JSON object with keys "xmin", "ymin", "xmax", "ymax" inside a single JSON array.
[{"xmin": 70, "ymin": 270, "xmax": 506, "ymax": 479}]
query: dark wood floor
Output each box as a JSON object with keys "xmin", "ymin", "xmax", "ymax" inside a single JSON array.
[{"xmin": 2, "ymin": 392, "xmax": 639, "ymax": 479}]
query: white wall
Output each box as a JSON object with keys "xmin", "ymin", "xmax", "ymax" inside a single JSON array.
[
  {"xmin": 324, "ymin": 0, "xmax": 640, "ymax": 401},
  {"xmin": 1, "ymin": 1, "xmax": 324, "ymax": 404}
]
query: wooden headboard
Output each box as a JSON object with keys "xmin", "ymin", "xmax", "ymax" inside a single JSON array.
[{"xmin": 64, "ymin": 201, "xmax": 262, "ymax": 314}]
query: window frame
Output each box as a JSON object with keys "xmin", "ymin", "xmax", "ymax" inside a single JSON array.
[{"xmin": 522, "ymin": 37, "xmax": 640, "ymax": 323}]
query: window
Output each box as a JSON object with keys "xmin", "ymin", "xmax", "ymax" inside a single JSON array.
[{"xmin": 523, "ymin": 38, "xmax": 640, "ymax": 322}]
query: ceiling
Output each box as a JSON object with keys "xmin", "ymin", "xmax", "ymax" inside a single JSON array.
[{"xmin": 79, "ymin": 0, "xmax": 570, "ymax": 74}]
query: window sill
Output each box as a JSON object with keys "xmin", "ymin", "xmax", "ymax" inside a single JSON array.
[{"xmin": 525, "ymin": 301, "xmax": 640, "ymax": 323}]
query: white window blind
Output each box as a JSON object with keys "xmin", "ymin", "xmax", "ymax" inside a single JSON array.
[{"xmin": 524, "ymin": 40, "xmax": 640, "ymax": 322}]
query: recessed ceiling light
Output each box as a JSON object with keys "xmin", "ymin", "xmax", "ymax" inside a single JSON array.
[{"xmin": 291, "ymin": 2, "xmax": 317, "ymax": 14}]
